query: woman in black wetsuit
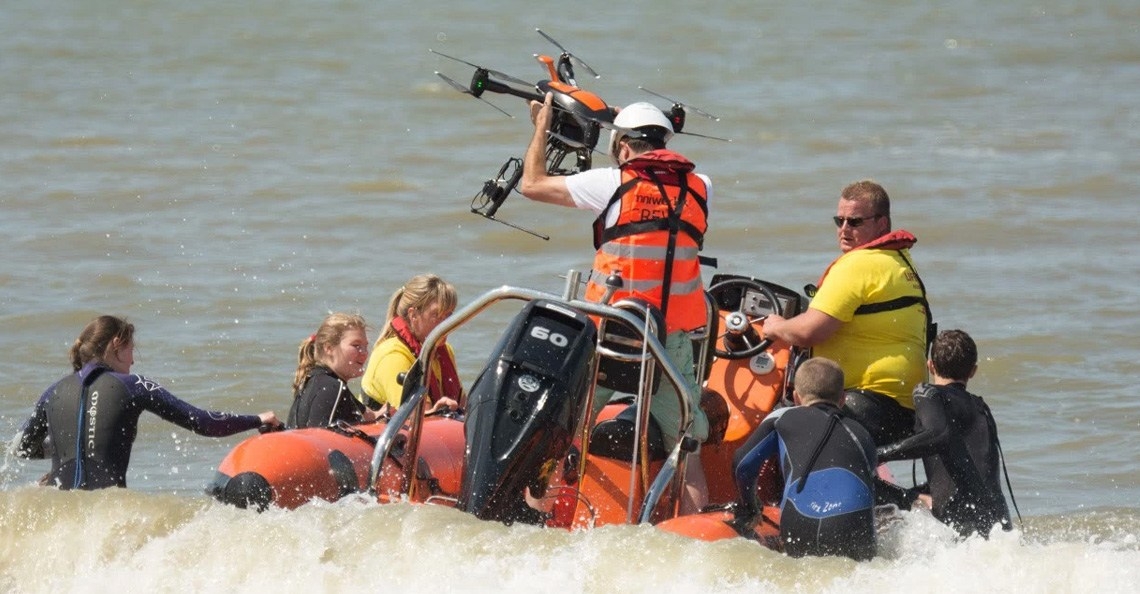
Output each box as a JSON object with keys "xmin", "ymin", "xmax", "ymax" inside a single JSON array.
[
  {"xmin": 286, "ymin": 312, "xmax": 372, "ymax": 428},
  {"xmin": 12, "ymin": 315, "xmax": 281, "ymax": 490}
]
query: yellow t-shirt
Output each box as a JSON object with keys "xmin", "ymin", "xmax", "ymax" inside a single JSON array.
[
  {"xmin": 360, "ymin": 336, "xmax": 458, "ymax": 409},
  {"xmin": 809, "ymin": 248, "xmax": 927, "ymax": 408}
]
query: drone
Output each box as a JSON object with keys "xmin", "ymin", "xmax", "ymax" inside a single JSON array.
[{"xmin": 432, "ymin": 29, "xmax": 726, "ymax": 240}]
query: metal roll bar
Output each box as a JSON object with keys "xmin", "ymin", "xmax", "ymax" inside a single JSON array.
[{"xmin": 366, "ymin": 271, "xmax": 699, "ymax": 520}]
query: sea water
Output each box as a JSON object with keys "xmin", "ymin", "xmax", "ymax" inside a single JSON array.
[{"xmin": 1, "ymin": 1, "xmax": 1138, "ymax": 592}]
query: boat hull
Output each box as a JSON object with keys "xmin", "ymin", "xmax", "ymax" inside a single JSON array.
[{"xmin": 207, "ymin": 418, "xmax": 465, "ymax": 510}]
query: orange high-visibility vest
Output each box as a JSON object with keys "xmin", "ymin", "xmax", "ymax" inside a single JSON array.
[{"xmin": 584, "ymin": 149, "xmax": 709, "ymax": 333}]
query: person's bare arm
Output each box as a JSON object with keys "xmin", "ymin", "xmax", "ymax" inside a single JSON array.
[
  {"xmin": 762, "ymin": 308, "xmax": 842, "ymax": 348},
  {"xmin": 518, "ymin": 93, "xmax": 575, "ymax": 207}
]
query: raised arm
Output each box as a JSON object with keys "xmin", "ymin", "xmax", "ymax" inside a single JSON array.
[{"xmin": 518, "ymin": 93, "xmax": 575, "ymax": 207}]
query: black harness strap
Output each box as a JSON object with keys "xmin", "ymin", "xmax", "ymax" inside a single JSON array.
[
  {"xmin": 853, "ymin": 250, "xmax": 937, "ymax": 351},
  {"xmin": 979, "ymin": 398, "xmax": 1022, "ymax": 526},
  {"xmin": 593, "ymin": 177, "xmax": 640, "ymax": 250},
  {"xmin": 594, "ymin": 174, "xmax": 707, "ymax": 249},
  {"xmin": 329, "ymin": 420, "xmax": 378, "ymax": 447},
  {"xmin": 854, "ymin": 295, "xmax": 926, "ymax": 315},
  {"xmin": 645, "ymin": 167, "xmax": 684, "ymax": 323},
  {"xmin": 795, "ymin": 411, "xmax": 843, "ymax": 494},
  {"xmin": 600, "ymin": 219, "xmax": 706, "ymax": 249},
  {"xmin": 593, "ymin": 166, "xmax": 708, "ymax": 322}
]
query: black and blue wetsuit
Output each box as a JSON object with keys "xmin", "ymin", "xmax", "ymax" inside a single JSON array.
[
  {"xmin": 14, "ymin": 361, "xmax": 263, "ymax": 490},
  {"xmin": 286, "ymin": 365, "xmax": 365, "ymax": 429},
  {"xmin": 877, "ymin": 382, "xmax": 1011, "ymax": 538},
  {"xmin": 733, "ymin": 401, "xmax": 877, "ymax": 561}
]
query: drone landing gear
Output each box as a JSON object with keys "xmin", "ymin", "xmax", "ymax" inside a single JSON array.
[{"xmin": 470, "ymin": 157, "xmax": 550, "ymax": 240}]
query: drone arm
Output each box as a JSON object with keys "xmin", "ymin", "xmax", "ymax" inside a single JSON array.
[
  {"xmin": 519, "ymin": 93, "xmax": 575, "ymax": 207},
  {"xmin": 473, "ymin": 69, "xmax": 544, "ymax": 102}
]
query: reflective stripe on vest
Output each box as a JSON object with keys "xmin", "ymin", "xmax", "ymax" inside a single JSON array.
[
  {"xmin": 584, "ymin": 153, "xmax": 708, "ymax": 333},
  {"xmin": 587, "ymin": 269, "xmax": 703, "ymax": 297}
]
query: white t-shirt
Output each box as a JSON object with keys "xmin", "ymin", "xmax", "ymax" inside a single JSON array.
[{"xmin": 565, "ymin": 167, "xmax": 713, "ymax": 227}]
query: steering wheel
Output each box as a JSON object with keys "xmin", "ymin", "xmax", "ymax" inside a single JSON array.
[{"xmin": 706, "ymin": 278, "xmax": 782, "ymax": 360}]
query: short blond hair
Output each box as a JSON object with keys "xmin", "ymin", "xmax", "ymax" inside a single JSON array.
[{"xmin": 794, "ymin": 357, "xmax": 844, "ymax": 405}]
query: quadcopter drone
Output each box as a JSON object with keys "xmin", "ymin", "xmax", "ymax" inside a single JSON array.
[{"xmin": 432, "ymin": 29, "xmax": 724, "ymax": 239}]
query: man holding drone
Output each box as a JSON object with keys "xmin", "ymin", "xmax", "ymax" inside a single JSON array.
[{"xmin": 520, "ymin": 92, "xmax": 713, "ymax": 512}]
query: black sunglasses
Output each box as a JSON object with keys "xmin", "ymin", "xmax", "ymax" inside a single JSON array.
[{"xmin": 833, "ymin": 215, "xmax": 881, "ymax": 228}]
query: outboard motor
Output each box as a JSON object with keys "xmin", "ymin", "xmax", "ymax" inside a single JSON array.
[{"xmin": 457, "ymin": 299, "xmax": 597, "ymax": 524}]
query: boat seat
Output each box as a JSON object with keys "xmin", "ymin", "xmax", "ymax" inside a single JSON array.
[{"xmin": 588, "ymin": 402, "xmax": 667, "ymax": 462}]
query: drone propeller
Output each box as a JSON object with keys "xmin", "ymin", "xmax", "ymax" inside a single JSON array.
[
  {"xmin": 535, "ymin": 27, "xmax": 601, "ymax": 80},
  {"xmin": 638, "ymin": 86, "xmax": 720, "ymax": 121},
  {"xmin": 635, "ymin": 86, "xmax": 731, "ymax": 142},
  {"xmin": 434, "ymin": 71, "xmax": 514, "ymax": 118},
  {"xmin": 675, "ymin": 129, "xmax": 733, "ymax": 142},
  {"xmin": 429, "ymin": 48, "xmax": 536, "ymax": 89}
]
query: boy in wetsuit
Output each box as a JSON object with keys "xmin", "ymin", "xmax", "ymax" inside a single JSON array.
[
  {"xmin": 876, "ymin": 329, "xmax": 1012, "ymax": 538},
  {"xmin": 732, "ymin": 357, "xmax": 877, "ymax": 561}
]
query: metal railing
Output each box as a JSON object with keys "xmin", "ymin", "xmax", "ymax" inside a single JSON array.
[{"xmin": 367, "ymin": 271, "xmax": 700, "ymax": 522}]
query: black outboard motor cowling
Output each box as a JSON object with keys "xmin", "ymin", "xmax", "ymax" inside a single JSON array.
[{"xmin": 458, "ymin": 299, "xmax": 597, "ymax": 524}]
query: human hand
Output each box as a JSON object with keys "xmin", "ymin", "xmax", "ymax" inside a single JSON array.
[
  {"xmin": 914, "ymin": 493, "xmax": 933, "ymax": 510},
  {"xmin": 427, "ymin": 397, "xmax": 460, "ymax": 415},
  {"xmin": 529, "ymin": 92, "xmax": 553, "ymax": 129},
  {"xmin": 258, "ymin": 411, "xmax": 282, "ymax": 430},
  {"xmin": 760, "ymin": 314, "xmax": 786, "ymax": 340}
]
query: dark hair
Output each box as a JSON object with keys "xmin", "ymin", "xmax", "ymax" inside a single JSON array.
[
  {"xmin": 930, "ymin": 329, "xmax": 978, "ymax": 381},
  {"xmin": 794, "ymin": 357, "xmax": 845, "ymax": 404},
  {"xmin": 70, "ymin": 315, "xmax": 135, "ymax": 372}
]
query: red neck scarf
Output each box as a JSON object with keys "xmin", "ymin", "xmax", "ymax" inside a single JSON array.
[
  {"xmin": 816, "ymin": 229, "xmax": 917, "ymax": 288},
  {"xmin": 390, "ymin": 316, "xmax": 463, "ymax": 401}
]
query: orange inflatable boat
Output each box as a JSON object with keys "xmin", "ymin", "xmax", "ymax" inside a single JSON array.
[{"xmin": 208, "ymin": 271, "xmax": 806, "ymax": 548}]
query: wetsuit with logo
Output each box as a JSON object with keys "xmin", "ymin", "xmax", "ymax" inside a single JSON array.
[
  {"xmin": 14, "ymin": 361, "xmax": 263, "ymax": 490},
  {"xmin": 733, "ymin": 401, "xmax": 877, "ymax": 560},
  {"xmin": 877, "ymin": 382, "xmax": 1011, "ymax": 537},
  {"xmin": 287, "ymin": 364, "xmax": 365, "ymax": 428}
]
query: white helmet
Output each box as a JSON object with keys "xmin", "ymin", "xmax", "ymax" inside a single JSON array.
[{"xmin": 609, "ymin": 102, "xmax": 673, "ymax": 156}]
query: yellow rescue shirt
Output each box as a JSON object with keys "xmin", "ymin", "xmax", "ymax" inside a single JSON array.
[{"xmin": 809, "ymin": 248, "xmax": 927, "ymax": 407}]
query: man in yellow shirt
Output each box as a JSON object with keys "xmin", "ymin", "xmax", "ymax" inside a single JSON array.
[{"xmin": 762, "ymin": 180, "xmax": 930, "ymax": 445}]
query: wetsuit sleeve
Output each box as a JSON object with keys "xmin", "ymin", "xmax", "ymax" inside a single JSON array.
[
  {"xmin": 876, "ymin": 384, "xmax": 950, "ymax": 462},
  {"xmin": 732, "ymin": 413, "xmax": 782, "ymax": 518},
  {"xmin": 13, "ymin": 387, "xmax": 54, "ymax": 459},
  {"xmin": 875, "ymin": 476, "xmax": 920, "ymax": 508},
  {"xmin": 127, "ymin": 375, "xmax": 262, "ymax": 437}
]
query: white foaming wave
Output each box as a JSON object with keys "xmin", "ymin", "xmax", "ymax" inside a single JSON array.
[{"xmin": 2, "ymin": 490, "xmax": 1138, "ymax": 594}]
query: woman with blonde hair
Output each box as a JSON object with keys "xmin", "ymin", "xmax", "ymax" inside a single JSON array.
[
  {"xmin": 362, "ymin": 274, "xmax": 462, "ymax": 415},
  {"xmin": 287, "ymin": 312, "xmax": 371, "ymax": 428}
]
